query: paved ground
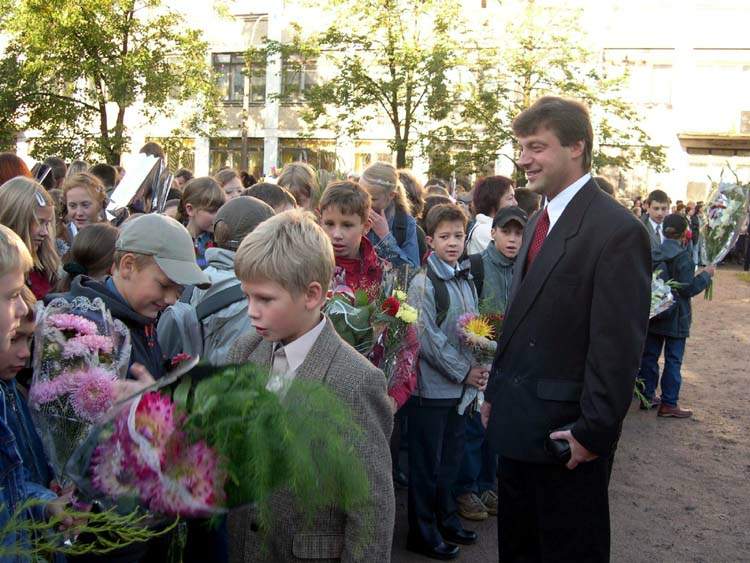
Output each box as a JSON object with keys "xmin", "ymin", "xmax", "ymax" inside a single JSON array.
[{"xmin": 390, "ymin": 265, "xmax": 750, "ymax": 562}]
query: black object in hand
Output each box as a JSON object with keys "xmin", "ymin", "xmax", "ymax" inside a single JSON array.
[{"xmin": 544, "ymin": 422, "xmax": 575, "ymax": 464}]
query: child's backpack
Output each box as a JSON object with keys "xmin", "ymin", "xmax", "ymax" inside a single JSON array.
[
  {"xmin": 157, "ymin": 283, "xmax": 246, "ymax": 361},
  {"xmin": 426, "ymin": 254, "xmax": 484, "ymax": 327}
]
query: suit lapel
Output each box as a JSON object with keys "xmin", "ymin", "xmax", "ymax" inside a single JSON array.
[
  {"xmin": 508, "ymin": 209, "xmax": 541, "ymax": 304},
  {"xmin": 294, "ymin": 319, "xmax": 339, "ymax": 384},
  {"xmin": 500, "ymin": 180, "xmax": 599, "ymax": 349}
]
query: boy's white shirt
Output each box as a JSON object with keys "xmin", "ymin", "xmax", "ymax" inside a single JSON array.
[{"xmin": 266, "ymin": 316, "xmax": 327, "ymax": 395}]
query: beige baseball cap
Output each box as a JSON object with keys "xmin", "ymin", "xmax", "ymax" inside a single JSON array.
[{"xmin": 116, "ymin": 214, "xmax": 211, "ymax": 288}]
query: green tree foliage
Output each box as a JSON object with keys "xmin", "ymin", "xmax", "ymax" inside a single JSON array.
[
  {"xmin": 254, "ymin": 0, "xmax": 464, "ymax": 168},
  {"xmin": 0, "ymin": 0, "xmax": 221, "ymax": 164},
  {"xmin": 424, "ymin": 2, "xmax": 668, "ymax": 183}
]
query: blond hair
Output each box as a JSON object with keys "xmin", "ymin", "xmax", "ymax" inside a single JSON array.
[
  {"xmin": 20, "ymin": 285, "xmax": 36, "ymax": 322},
  {"xmin": 360, "ymin": 161, "xmax": 410, "ymax": 214},
  {"xmin": 62, "ymin": 172, "xmax": 107, "ymax": 210},
  {"xmin": 277, "ymin": 162, "xmax": 319, "ymax": 208},
  {"xmin": 234, "ymin": 209, "xmax": 334, "ymax": 295},
  {"xmin": 0, "ymin": 223, "xmax": 33, "ymax": 279},
  {"xmin": 0, "ymin": 177, "xmax": 60, "ymax": 282}
]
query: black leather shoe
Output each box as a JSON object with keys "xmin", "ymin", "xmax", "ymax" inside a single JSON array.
[
  {"xmin": 406, "ymin": 540, "xmax": 460, "ymax": 560},
  {"xmin": 439, "ymin": 527, "xmax": 478, "ymax": 545},
  {"xmin": 393, "ymin": 469, "xmax": 408, "ymax": 489}
]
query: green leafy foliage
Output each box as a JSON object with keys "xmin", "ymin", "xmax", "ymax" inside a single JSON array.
[
  {"xmin": 252, "ymin": 0, "xmax": 464, "ymax": 167},
  {"xmin": 176, "ymin": 363, "xmax": 372, "ymax": 534},
  {"xmin": 0, "ymin": 498, "xmax": 176, "ymax": 560},
  {"xmin": 423, "ymin": 2, "xmax": 668, "ymax": 181},
  {"xmin": 0, "ymin": 0, "xmax": 221, "ymax": 163}
]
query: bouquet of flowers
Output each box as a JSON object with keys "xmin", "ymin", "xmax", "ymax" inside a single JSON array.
[
  {"xmin": 456, "ymin": 313, "xmax": 498, "ymax": 414},
  {"xmin": 324, "ymin": 279, "xmax": 375, "ymax": 355},
  {"xmin": 29, "ymin": 296, "xmax": 131, "ymax": 484},
  {"xmin": 88, "ymin": 391, "xmax": 225, "ymax": 518},
  {"xmin": 72, "ymin": 363, "xmax": 372, "ymax": 534},
  {"xmin": 369, "ymin": 288, "xmax": 420, "ymax": 392},
  {"xmin": 650, "ymin": 272, "xmax": 677, "ymax": 318},
  {"xmin": 700, "ymin": 173, "xmax": 750, "ymax": 299}
]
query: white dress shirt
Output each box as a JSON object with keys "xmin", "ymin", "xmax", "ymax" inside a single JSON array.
[
  {"xmin": 649, "ymin": 218, "xmax": 664, "ymax": 243},
  {"xmin": 266, "ymin": 316, "xmax": 327, "ymax": 396},
  {"xmin": 545, "ymin": 173, "xmax": 592, "ymax": 233}
]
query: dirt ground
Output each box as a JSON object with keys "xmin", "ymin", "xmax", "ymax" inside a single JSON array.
[{"xmin": 391, "ymin": 265, "xmax": 750, "ymax": 562}]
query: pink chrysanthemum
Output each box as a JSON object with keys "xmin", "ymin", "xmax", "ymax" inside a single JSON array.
[
  {"xmin": 47, "ymin": 313, "xmax": 98, "ymax": 336},
  {"xmin": 62, "ymin": 334, "xmax": 114, "ymax": 359},
  {"xmin": 134, "ymin": 392, "xmax": 177, "ymax": 452},
  {"xmin": 146, "ymin": 434, "xmax": 224, "ymax": 517},
  {"xmin": 90, "ymin": 440, "xmax": 139, "ymax": 497},
  {"xmin": 29, "ymin": 377, "xmax": 70, "ymax": 406},
  {"xmin": 68, "ymin": 367, "xmax": 117, "ymax": 422}
]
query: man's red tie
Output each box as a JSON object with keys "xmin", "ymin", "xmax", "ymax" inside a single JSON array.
[{"xmin": 525, "ymin": 207, "xmax": 550, "ymax": 272}]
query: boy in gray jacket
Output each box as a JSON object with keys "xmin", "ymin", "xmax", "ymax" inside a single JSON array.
[
  {"xmin": 158, "ymin": 197, "xmax": 274, "ymax": 365},
  {"xmin": 454, "ymin": 205, "xmax": 527, "ymax": 521},
  {"xmin": 406, "ymin": 203, "xmax": 486, "ymax": 560}
]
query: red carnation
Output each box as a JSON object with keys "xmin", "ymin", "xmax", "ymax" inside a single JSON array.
[{"xmin": 381, "ymin": 296, "xmax": 401, "ymax": 317}]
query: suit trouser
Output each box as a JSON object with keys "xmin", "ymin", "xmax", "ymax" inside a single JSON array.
[
  {"xmin": 407, "ymin": 398, "xmax": 466, "ymax": 547},
  {"xmin": 498, "ymin": 455, "xmax": 610, "ymax": 563}
]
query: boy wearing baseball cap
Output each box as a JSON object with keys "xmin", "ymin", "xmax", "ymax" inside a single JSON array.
[
  {"xmin": 454, "ymin": 205, "xmax": 527, "ymax": 522},
  {"xmin": 62, "ymin": 213, "xmax": 210, "ymax": 378}
]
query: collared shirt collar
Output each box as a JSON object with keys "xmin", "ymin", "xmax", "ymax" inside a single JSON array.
[
  {"xmin": 649, "ymin": 217, "xmax": 664, "ymax": 241},
  {"xmin": 545, "ymin": 172, "xmax": 591, "ymax": 233},
  {"xmin": 278, "ymin": 316, "xmax": 326, "ymax": 375}
]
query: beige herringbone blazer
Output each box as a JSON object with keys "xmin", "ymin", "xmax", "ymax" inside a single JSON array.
[{"xmin": 226, "ymin": 320, "xmax": 395, "ymax": 562}]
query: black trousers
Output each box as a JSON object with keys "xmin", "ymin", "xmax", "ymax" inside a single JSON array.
[
  {"xmin": 498, "ymin": 456, "xmax": 610, "ymax": 563},
  {"xmin": 407, "ymin": 399, "xmax": 467, "ymax": 547}
]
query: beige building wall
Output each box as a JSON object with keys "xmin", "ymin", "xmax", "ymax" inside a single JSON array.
[{"xmin": 19, "ymin": 0, "xmax": 746, "ymax": 199}]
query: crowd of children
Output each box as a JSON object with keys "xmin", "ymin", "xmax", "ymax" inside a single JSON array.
[{"xmin": 0, "ymin": 142, "xmax": 716, "ymax": 561}]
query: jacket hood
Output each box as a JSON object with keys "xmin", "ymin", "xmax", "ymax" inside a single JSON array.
[
  {"xmin": 205, "ymin": 247, "xmax": 236, "ymax": 271},
  {"xmin": 65, "ymin": 275, "xmax": 153, "ymax": 328},
  {"xmin": 660, "ymin": 238, "xmax": 687, "ymax": 261}
]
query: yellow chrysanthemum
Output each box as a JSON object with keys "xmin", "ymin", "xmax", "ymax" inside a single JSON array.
[
  {"xmin": 464, "ymin": 317, "xmax": 495, "ymax": 340},
  {"xmin": 395, "ymin": 303, "xmax": 419, "ymax": 324},
  {"xmin": 392, "ymin": 289, "xmax": 407, "ymax": 302}
]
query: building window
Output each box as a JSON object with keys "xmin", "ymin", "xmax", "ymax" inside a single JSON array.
[
  {"xmin": 281, "ymin": 58, "xmax": 318, "ymax": 104},
  {"xmin": 209, "ymin": 137, "xmax": 264, "ymax": 178},
  {"xmin": 279, "ymin": 138, "xmax": 336, "ymax": 172},
  {"xmin": 145, "ymin": 137, "xmax": 195, "ymax": 173},
  {"xmin": 212, "ymin": 53, "xmax": 266, "ymax": 104}
]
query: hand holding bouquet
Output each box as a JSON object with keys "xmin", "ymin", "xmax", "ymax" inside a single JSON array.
[{"xmin": 456, "ymin": 313, "xmax": 498, "ymax": 415}]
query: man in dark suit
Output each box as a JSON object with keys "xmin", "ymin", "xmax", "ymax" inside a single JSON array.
[{"xmin": 480, "ymin": 96, "xmax": 651, "ymax": 562}]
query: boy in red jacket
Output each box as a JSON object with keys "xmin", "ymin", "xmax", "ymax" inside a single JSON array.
[{"xmin": 320, "ymin": 181, "xmax": 383, "ymax": 299}]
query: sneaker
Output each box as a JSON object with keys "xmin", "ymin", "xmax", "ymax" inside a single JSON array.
[
  {"xmin": 456, "ymin": 493, "xmax": 488, "ymax": 521},
  {"xmin": 479, "ymin": 490, "xmax": 498, "ymax": 516},
  {"xmin": 657, "ymin": 403, "xmax": 693, "ymax": 418}
]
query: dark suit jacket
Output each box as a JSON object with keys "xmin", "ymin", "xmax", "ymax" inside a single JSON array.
[
  {"xmin": 485, "ymin": 179, "xmax": 651, "ymax": 463},
  {"xmin": 226, "ymin": 320, "xmax": 395, "ymax": 562}
]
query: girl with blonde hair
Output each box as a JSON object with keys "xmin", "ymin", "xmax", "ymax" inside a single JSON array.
[
  {"xmin": 0, "ymin": 177, "xmax": 60, "ymax": 299},
  {"xmin": 359, "ymin": 161, "xmax": 420, "ymax": 267},
  {"xmin": 277, "ymin": 162, "xmax": 319, "ymax": 210},
  {"xmin": 58, "ymin": 172, "xmax": 107, "ymax": 253}
]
